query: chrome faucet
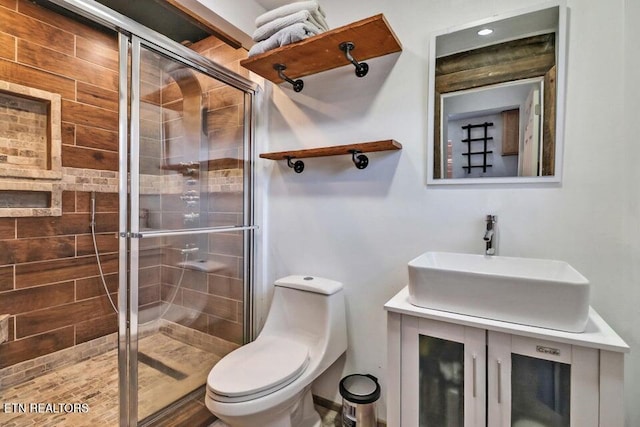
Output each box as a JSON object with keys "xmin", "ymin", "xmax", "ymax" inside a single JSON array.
[{"xmin": 484, "ymin": 215, "xmax": 497, "ymax": 255}]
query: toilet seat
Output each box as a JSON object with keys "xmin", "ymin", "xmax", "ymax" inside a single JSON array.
[{"xmin": 207, "ymin": 336, "xmax": 310, "ymax": 403}]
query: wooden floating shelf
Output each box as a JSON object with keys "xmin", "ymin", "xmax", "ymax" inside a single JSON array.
[
  {"xmin": 260, "ymin": 140, "xmax": 402, "ymax": 161},
  {"xmin": 241, "ymin": 14, "xmax": 402, "ymax": 84}
]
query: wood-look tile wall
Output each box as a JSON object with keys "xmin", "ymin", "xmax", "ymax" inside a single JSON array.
[
  {"xmin": 0, "ymin": 191, "xmax": 119, "ymax": 369},
  {"xmin": 0, "ymin": 1, "xmax": 120, "ymax": 369},
  {"xmin": 0, "ymin": 0, "xmax": 250, "ymax": 368}
]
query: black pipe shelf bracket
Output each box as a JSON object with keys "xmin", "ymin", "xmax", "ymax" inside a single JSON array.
[
  {"xmin": 283, "ymin": 151, "xmax": 368, "ymax": 174},
  {"xmin": 274, "ymin": 64, "xmax": 304, "ymax": 92},
  {"xmin": 461, "ymin": 122, "xmax": 494, "ymax": 173},
  {"xmin": 272, "ymin": 41, "xmax": 369, "ymax": 92},
  {"xmin": 350, "ymin": 149, "xmax": 369, "ymax": 169},
  {"xmin": 285, "ymin": 156, "xmax": 305, "ymax": 173},
  {"xmin": 339, "ymin": 42, "xmax": 369, "ymax": 77}
]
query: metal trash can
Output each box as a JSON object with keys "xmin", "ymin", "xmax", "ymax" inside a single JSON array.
[{"xmin": 339, "ymin": 374, "xmax": 380, "ymax": 427}]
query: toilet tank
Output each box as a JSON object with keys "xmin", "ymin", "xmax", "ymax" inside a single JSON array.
[{"xmin": 260, "ymin": 276, "xmax": 347, "ymax": 365}]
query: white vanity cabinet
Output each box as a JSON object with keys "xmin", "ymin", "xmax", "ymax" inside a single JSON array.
[{"xmin": 385, "ymin": 287, "xmax": 629, "ymax": 427}]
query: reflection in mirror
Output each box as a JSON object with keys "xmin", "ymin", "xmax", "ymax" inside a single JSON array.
[
  {"xmin": 442, "ymin": 78, "xmax": 543, "ymax": 178},
  {"xmin": 427, "ymin": 2, "xmax": 566, "ymax": 184}
]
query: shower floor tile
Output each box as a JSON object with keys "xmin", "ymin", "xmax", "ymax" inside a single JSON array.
[
  {"xmin": 0, "ymin": 333, "xmax": 219, "ymax": 426},
  {"xmin": 1, "ymin": 333, "xmax": 345, "ymax": 427}
]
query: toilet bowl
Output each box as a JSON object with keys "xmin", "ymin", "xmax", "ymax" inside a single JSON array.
[{"xmin": 206, "ymin": 275, "xmax": 347, "ymax": 427}]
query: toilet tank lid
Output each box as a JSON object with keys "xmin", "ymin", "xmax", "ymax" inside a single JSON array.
[{"xmin": 275, "ymin": 275, "xmax": 343, "ymax": 295}]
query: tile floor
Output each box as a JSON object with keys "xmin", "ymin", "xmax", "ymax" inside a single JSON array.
[
  {"xmin": 0, "ymin": 333, "xmax": 342, "ymax": 427},
  {"xmin": 0, "ymin": 334, "xmax": 218, "ymax": 426}
]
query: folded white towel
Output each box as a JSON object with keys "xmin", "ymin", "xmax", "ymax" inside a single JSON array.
[
  {"xmin": 255, "ymin": 0, "xmax": 327, "ymax": 28},
  {"xmin": 252, "ymin": 9, "xmax": 325, "ymax": 42},
  {"xmin": 248, "ymin": 22, "xmax": 321, "ymax": 57}
]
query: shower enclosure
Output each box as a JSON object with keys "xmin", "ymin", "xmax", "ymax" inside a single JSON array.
[
  {"xmin": 121, "ymin": 34, "xmax": 256, "ymax": 424},
  {"xmin": 0, "ymin": 0, "xmax": 257, "ymax": 425}
]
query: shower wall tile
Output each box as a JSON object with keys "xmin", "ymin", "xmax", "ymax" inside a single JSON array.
[
  {"xmin": 207, "ymin": 275, "xmax": 243, "ymax": 301},
  {"xmin": 139, "ymin": 266, "xmax": 162, "ymax": 288},
  {"xmin": 0, "ymin": 0, "xmax": 16, "ymax": 10},
  {"xmin": 76, "ymin": 273, "xmax": 118, "ymax": 300},
  {"xmin": 61, "ymin": 100, "xmax": 119, "ymax": 132},
  {"xmin": 160, "ymin": 305, "xmax": 209, "ymax": 333},
  {"xmin": 0, "ymin": 33, "xmax": 15, "ymax": 61},
  {"xmin": 76, "ymin": 234, "xmax": 119, "ymax": 257},
  {"xmin": 207, "ymin": 105, "xmax": 241, "ymax": 130},
  {"xmin": 75, "ymin": 35, "xmax": 119, "ymax": 71},
  {"xmin": 75, "ymin": 125, "xmax": 118, "ymax": 152},
  {"xmin": 75, "ymin": 313, "xmax": 118, "ymax": 344},
  {"xmin": 0, "ymin": 60, "xmax": 76, "ymax": 100},
  {"xmin": 140, "ymin": 115, "xmax": 161, "ymax": 139},
  {"xmin": 209, "ymin": 233, "xmax": 243, "ymax": 257},
  {"xmin": 0, "ymin": 281, "xmax": 74, "ymax": 314},
  {"xmin": 62, "ymin": 190, "xmax": 76, "ymax": 212},
  {"xmin": 0, "ymin": 7, "xmax": 74, "ymax": 56},
  {"xmin": 16, "ymin": 0, "xmax": 114, "ymax": 46},
  {"xmin": 17, "ymin": 39, "xmax": 118, "ymax": 91},
  {"xmin": 207, "ymin": 148, "xmax": 242, "ymax": 170},
  {"xmin": 16, "ymin": 214, "xmax": 88, "ymax": 237},
  {"xmin": 209, "ymin": 86, "xmax": 244, "ymax": 110},
  {"xmin": 15, "ymin": 253, "xmax": 118, "ymax": 289},
  {"xmin": 182, "ymin": 289, "xmax": 237, "ymax": 322},
  {"xmin": 0, "ymin": 3, "xmax": 123, "ymax": 369},
  {"xmin": 209, "ymin": 125, "xmax": 243, "ymax": 149},
  {"xmin": 0, "ymin": 218, "xmax": 15, "ymax": 239},
  {"xmin": 0, "ymin": 326, "xmax": 74, "ymax": 369},
  {"xmin": 139, "ymin": 284, "xmax": 161, "ymax": 307},
  {"xmin": 0, "ymin": 236, "xmax": 76, "ymax": 264},
  {"xmin": 62, "ymin": 122, "xmax": 75, "ymax": 145},
  {"xmin": 91, "ymin": 191, "xmax": 119, "ymax": 212},
  {"xmin": 208, "ymin": 316, "xmax": 243, "ymax": 345},
  {"xmin": 161, "ymin": 284, "xmax": 183, "ymax": 307},
  {"xmin": 139, "ymin": 250, "xmax": 163, "ymax": 269},
  {"xmin": 62, "ymin": 145, "xmax": 119, "ymax": 171},
  {"xmin": 77, "ymin": 82, "xmax": 118, "ymax": 112},
  {"xmin": 208, "ymin": 191, "xmax": 244, "ymax": 213},
  {"xmin": 162, "ymin": 266, "xmax": 208, "ymax": 293},
  {"xmin": 0, "ymin": 266, "xmax": 13, "ymax": 292},
  {"xmin": 15, "ymin": 295, "xmax": 114, "ymax": 338}
]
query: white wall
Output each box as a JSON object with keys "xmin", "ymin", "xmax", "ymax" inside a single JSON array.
[
  {"xmin": 214, "ymin": 0, "xmax": 639, "ymax": 424},
  {"xmin": 185, "ymin": 0, "xmax": 266, "ymax": 48}
]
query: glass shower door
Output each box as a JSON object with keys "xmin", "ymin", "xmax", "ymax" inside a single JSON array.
[{"xmin": 123, "ymin": 36, "xmax": 254, "ymax": 425}]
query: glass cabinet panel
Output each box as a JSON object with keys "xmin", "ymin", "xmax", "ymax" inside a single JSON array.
[
  {"xmin": 419, "ymin": 335, "xmax": 465, "ymax": 426},
  {"xmin": 511, "ymin": 353, "xmax": 570, "ymax": 427}
]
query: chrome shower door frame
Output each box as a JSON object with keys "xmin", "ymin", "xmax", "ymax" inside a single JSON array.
[{"xmin": 122, "ymin": 35, "xmax": 258, "ymax": 425}]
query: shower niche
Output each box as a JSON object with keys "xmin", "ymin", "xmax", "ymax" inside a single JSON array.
[{"xmin": 0, "ymin": 80, "xmax": 62, "ymax": 216}]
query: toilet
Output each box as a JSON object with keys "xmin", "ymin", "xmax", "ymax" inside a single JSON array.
[{"xmin": 205, "ymin": 275, "xmax": 347, "ymax": 427}]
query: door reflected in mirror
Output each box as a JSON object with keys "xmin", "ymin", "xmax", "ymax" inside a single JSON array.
[
  {"xmin": 427, "ymin": 2, "xmax": 566, "ymax": 184},
  {"xmin": 442, "ymin": 78, "xmax": 544, "ymax": 179}
]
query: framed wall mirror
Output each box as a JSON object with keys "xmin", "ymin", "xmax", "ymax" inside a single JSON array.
[{"xmin": 427, "ymin": 1, "xmax": 567, "ymax": 185}]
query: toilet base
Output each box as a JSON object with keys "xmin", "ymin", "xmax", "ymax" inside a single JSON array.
[
  {"xmin": 208, "ymin": 386, "xmax": 321, "ymax": 427},
  {"xmin": 291, "ymin": 387, "xmax": 321, "ymax": 427}
]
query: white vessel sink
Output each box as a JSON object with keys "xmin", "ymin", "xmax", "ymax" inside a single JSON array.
[{"xmin": 408, "ymin": 252, "xmax": 590, "ymax": 332}]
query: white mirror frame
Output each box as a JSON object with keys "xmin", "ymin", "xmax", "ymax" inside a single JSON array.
[{"xmin": 426, "ymin": 0, "xmax": 567, "ymax": 186}]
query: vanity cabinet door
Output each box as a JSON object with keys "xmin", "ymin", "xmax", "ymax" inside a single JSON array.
[
  {"xmin": 487, "ymin": 332, "xmax": 600, "ymax": 427},
  {"xmin": 402, "ymin": 316, "xmax": 486, "ymax": 427}
]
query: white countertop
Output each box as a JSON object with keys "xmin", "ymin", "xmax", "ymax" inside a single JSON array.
[{"xmin": 385, "ymin": 286, "xmax": 630, "ymax": 353}]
